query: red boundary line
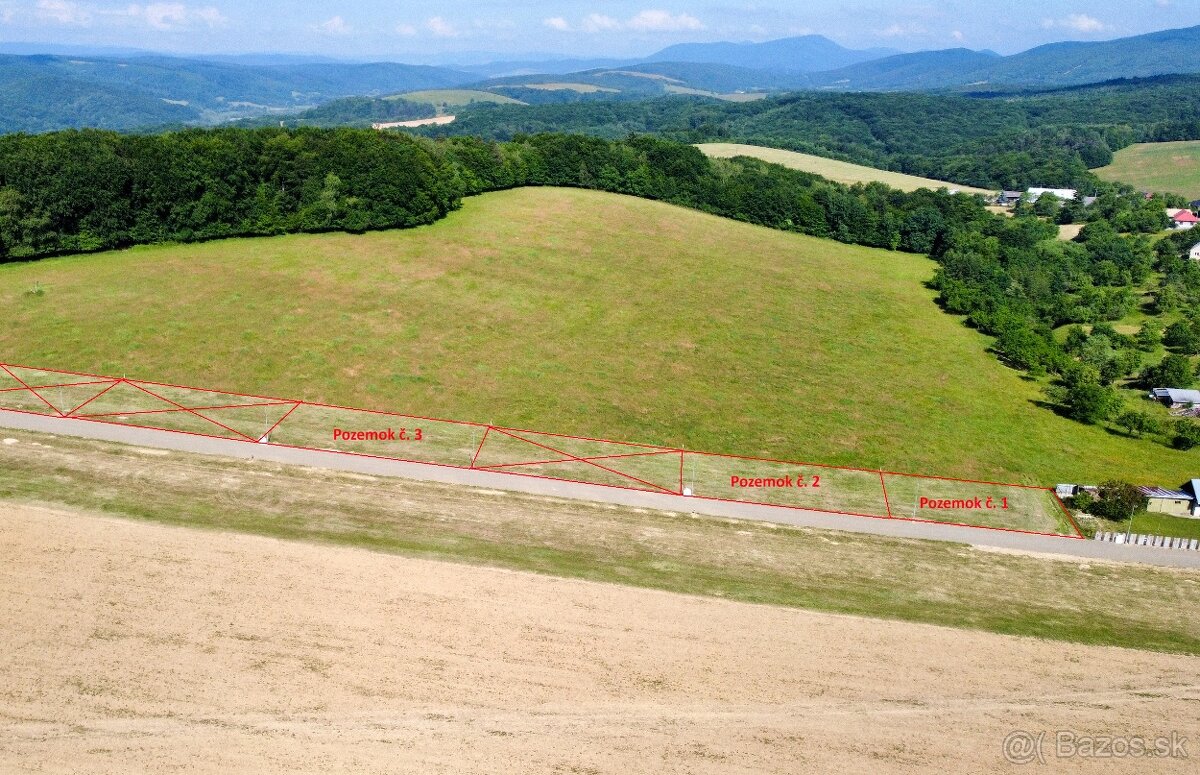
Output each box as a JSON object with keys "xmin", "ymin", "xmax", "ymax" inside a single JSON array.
[
  {"xmin": 0, "ymin": 403, "xmax": 1083, "ymax": 540},
  {"xmin": 0, "ymin": 379, "xmax": 116, "ymax": 394},
  {"xmin": 477, "ymin": 449, "xmax": 677, "ymax": 471},
  {"xmin": 879, "ymin": 472, "xmax": 893, "ymax": 518},
  {"xmin": 0, "ymin": 364, "xmax": 64, "ymax": 417},
  {"xmin": 65, "ymin": 380, "xmax": 122, "ymax": 417},
  {"xmin": 125, "ymin": 381, "xmax": 256, "ymax": 442},
  {"xmin": 1052, "ymin": 492, "xmax": 1085, "ymax": 539},
  {"xmin": 256, "ymin": 401, "xmax": 304, "ymax": 441},
  {"xmin": 490, "ymin": 427, "xmax": 678, "ymax": 494},
  {"xmin": 469, "ymin": 426, "xmax": 492, "ymax": 469},
  {"xmin": 0, "ymin": 360, "xmax": 1082, "ymax": 538},
  {"xmin": 79, "ymin": 399, "xmax": 296, "ymax": 419}
]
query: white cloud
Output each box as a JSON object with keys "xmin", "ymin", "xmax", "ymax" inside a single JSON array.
[
  {"xmin": 395, "ymin": 22, "xmax": 417, "ymax": 36},
  {"xmin": 0, "ymin": 5, "xmax": 12, "ymax": 24},
  {"xmin": 36, "ymin": 0, "xmax": 91, "ymax": 25},
  {"xmin": 951, "ymin": 30, "xmax": 964, "ymax": 42},
  {"xmin": 554, "ymin": 9, "xmax": 704, "ymax": 34},
  {"xmin": 312, "ymin": 15, "xmax": 351, "ymax": 36},
  {"xmin": 627, "ymin": 10, "xmax": 703, "ymax": 32},
  {"xmin": 426, "ymin": 16, "xmax": 458, "ymax": 37},
  {"xmin": 125, "ymin": 4, "xmax": 227, "ymax": 31},
  {"xmin": 1042, "ymin": 14, "xmax": 1108, "ymax": 33},
  {"xmin": 582, "ymin": 13, "xmax": 620, "ymax": 32},
  {"xmin": 876, "ymin": 22, "xmax": 926, "ymax": 38}
]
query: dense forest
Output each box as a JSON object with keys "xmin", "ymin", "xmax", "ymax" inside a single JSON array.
[
  {"xmin": 415, "ymin": 75, "xmax": 1200, "ymax": 190},
  {"xmin": 1, "ymin": 126, "xmax": 1196, "ymax": 444}
]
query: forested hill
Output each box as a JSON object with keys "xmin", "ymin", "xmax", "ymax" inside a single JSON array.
[
  {"xmin": 0, "ymin": 54, "xmax": 472, "ymax": 133},
  {"xmin": 416, "ymin": 75, "xmax": 1200, "ymax": 191}
]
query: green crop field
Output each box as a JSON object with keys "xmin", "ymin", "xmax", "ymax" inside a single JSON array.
[
  {"xmin": 396, "ymin": 89, "xmax": 526, "ymax": 107},
  {"xmin": 1095, "ymin": 141, "xmax": 1200, "ymax": 199},
  {"xmin": 698, "ymin": 143, "xmax": 993, "ymax": 194},
  {"xmin": 1, "ymin": 187, "xmax": 1195, "ymax": 488}
]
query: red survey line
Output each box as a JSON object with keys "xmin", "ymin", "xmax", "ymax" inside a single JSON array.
[
  {"xmin": 0, "ymin": 379, "xmax": 116, "ymax": 394},
  {"xmin": 0, "ymin": 364, "xmax": 64, "ymax": 417},
  {"xmin": 126, "ymin": 381, "xmax": 257, "ymax": 442},
  {"xmin": 491, "ymin": 423, "xmax": 681, "ymax": 453},
  {"xmin": 79, "ymin": 400, "xmax": 296, "ymax": 419},
  {"xmin": 65, "ymin": 380, "xmax": 121, "ymax": 417},
  {"xmin": 477, "ymin": 449, "xmax": 677, "ymax": 471},
  {"xmin": 879, "ymin": 471, "xmax": 893, "ymax": 518},
  {"xmin": 1052, "ymin": 491, "xmax": 1085, "ymax": 539},
  {"xmin": 254, "ymin": 401, "xmax": 304, "ymax": 441},
  {"xmin": 0, "ymin": 403, "xmax": 1084, "ymax": 540},
  {"xmin": 469, "ymin": 426, "xmax": 492, "ymax": 469},
  {"xmin": 490, "ymin": 427, "xmax": 678, "ymax": 494}
]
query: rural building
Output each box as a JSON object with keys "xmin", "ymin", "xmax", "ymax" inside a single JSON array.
[
  {"xmin": 1081, "ymin": 196, "xmax": 1098, "ymax": 207},
  {"xmin": 1137, "ymin": 486, "xmax": 1195, "ymax": 517},
  {"xmin": 1150, "ymin": 388, "xmax": 1200, "ymax": 407},
  {"xmin": 996, "ymin": 191, "xmax": 1024, "ymax": 206},
  {"xmin": 1027, "ymin": 187, "xmax": 1078, "ymax": 201},
  {"xmin": 1190, "ymin": 242, "xmax": 1200, "ymax": 261},
  {"xmin": 1167, "ymin": 209, "xmax": 1199, "ymax": 230}
]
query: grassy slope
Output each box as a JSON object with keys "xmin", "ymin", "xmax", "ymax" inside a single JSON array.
[
  {"xmin": 1, "ymin": 187, "xmax": 1196, "ymax": 485},
  {"xmin": 3, "ymin": 429, "xmax": 1198, "ymax": 655},
  {"xmin": 398, "ymin": 89, "xmax": 525, "ymax": 106},
  {"xmin": 1095, "ymin": 141, "xmax": 1200, "ymax": 199},
  {"xmin": 698, "ymin": 143, "xmax": 993, "ymax": 195}
]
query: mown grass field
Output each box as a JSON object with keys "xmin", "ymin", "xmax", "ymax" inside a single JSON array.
[
  {"xmin": 1095, "ymin": 141, "xmax": 1200, "ymax": 199},
  {"xmin": 697, "ymin": 143, "xmax": 993, "ymax": 194},
  {"xmin": 1, "ymin": 187, "xmax": 1197, "ymax": 486},
  {"xmin": 396, "ymin": 89, "xmax": 525, "ymax": 107},
  {"xmin": 3, "ymin": 430, "xmax": 1198, "ymax": 655}
]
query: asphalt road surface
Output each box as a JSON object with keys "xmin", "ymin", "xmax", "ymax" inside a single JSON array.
[{"xmin": 3, "ymin": 408, "xmax": 1198, "ymax": 569}]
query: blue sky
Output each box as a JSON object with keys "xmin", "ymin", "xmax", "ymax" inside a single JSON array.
[{"xmin": 0, "ymin": 1, "xmax": 1194, "ymax": 60}]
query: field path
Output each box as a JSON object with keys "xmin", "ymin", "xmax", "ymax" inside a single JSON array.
[{"xmin": 2, "ymin": 407, "xmax": 1196, "ymax": 569}]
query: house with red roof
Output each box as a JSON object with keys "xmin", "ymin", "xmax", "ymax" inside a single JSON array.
[{"xmin": 1167, "ymin": 208, "xmax": 1199, "ymax": 230}]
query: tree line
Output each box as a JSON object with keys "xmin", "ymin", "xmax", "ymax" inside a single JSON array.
[{"xmin": 2, "ymin": 126, "xmax": 1196, "ymax": 444}]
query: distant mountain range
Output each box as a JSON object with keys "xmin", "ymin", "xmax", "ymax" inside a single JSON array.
[
  {"xmin": 3, "ymin": 25, "xmax": 1200, "ymax": 133},
  {"xmin": 0, "ymin": 55, "xmax": 473, "ymax": 132}
]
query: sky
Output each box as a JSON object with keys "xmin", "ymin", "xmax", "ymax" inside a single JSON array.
[{"xmin": 0, "ymin": 0, "xmax": 1195, "ymax": 61}]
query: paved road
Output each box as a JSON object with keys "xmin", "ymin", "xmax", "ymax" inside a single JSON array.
[{"xmin": 3, "ymin": 408, "xmax": 1199, "ymax": 569}]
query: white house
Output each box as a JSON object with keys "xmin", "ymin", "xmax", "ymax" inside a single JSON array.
[
  {"xmin": 1168, "ymin": 209, "xmax": 1199, "ymax": 230},
  {"xmin": 1190, "ymin": 242, "xmax": 1200, "ymax": 261},
  {"xmin": 1027, "ymin": 187, "xmax": 1078, "ymax": 201}
]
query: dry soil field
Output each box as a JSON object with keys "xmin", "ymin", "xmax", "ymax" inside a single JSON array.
[{"xmin": 2, "ymin": 504, "xmax": 1197, "ymax": 774}]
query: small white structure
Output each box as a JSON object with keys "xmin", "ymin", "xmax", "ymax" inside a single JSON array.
[
  {"xmin": 1150, "ymin": 388, "xmax": 1200, "ymax": 407},
  {"xmin": 1190, "ymin": 242, "xmax": 1200, "ymax": 261},
  {"xmin": 1027, "ymin": 187, "xmax": 1078, "ymax": 202}
]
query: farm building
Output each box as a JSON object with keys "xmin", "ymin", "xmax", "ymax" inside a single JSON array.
[
  {"xmin": 1191, "ymin": 242, "xmax": 1200, "ymax": 261},
  {"xmin": 996, "ymin": 191, "xmax": 1024, "ymax": 206},
  {"xmin": 1027, "ymin": 187, "xmax": 1078, "ymax": 201},
  {"xmin": 1167, "ymin": 209, "xmax": 1199, "ymax": 230},
  {"xmin": 1150, "ymin": 388, "xmax": 1200, "ymax": 407},
  {"xmin": 1138, "ymin": 486, "xmax": 1195, "ymax": 517}
]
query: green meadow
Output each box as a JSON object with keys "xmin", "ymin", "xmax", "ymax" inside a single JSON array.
[
  {"xmin": 2, "ymin": 187, "xmax": 1196, "ymax": 486},
  {"xmin": 1096, "ymin": 140, "xmax": 1200, "ymax": 199}
]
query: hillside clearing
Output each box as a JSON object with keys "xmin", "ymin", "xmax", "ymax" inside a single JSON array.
[
  {"xmin": 698, "ymin": 143, "xmax": 993, "ymax": 194},
  {"xmin": 522, "ymin": 82, "xmax": 618, "ymax": 93},
  {"xmin": 1096, "ymin": 141, "xmax": 1200, "ymax": 199},
  {"xmin": 395, "ymin": 89, "xmax": 526, "ymax": 107},
  {"xmin": 1, "ymin": 187, "xmax": 1194, "ymax": 485}
]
